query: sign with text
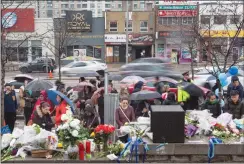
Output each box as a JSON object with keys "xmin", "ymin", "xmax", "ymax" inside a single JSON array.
[
  {"xmin": 104, "ymin": 34, "xmax": 126, "ymax": 43},
  {"xmin": 158, "ymin": 10, "xmax": 197, "ymax": 17},
  {"xmin": 159, "ymin": 31, "xmax": 195, "ymax": 38},
  {"xmin": 66, "ymin": 11, "xmax": 92, "ymax": 32},
  {"xmin": 200, "ymin": 30, "xmax": 244, "ymax": 38},
  {"xmin": 158, "ymin": 5, "xmax": 197, "ymax": 10},
  {"xmin": 128, "ymin": 34, "xmax": 154, "ymax": 45}
]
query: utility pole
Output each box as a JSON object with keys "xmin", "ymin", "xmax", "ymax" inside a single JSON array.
[
  {"xmin": 46, "ymin": 52, "xmax": 48, "ymax": 73},
  {"xmin": 125, "ymin": 0, "xmax": 129, "ymax": 64}
]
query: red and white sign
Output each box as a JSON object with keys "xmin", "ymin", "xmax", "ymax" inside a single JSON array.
[
  {"xmin": 158, "ymin": 10, "xmax": 197, "ymax": 17},
  {"xmin": 1, "ymin": 8, "xmax": 35, "ymax": 32}
]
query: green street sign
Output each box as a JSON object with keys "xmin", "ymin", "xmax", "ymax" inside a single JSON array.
[{"xmin": 159, "ymin": 5, "xmax": 197, "ymax": 10}]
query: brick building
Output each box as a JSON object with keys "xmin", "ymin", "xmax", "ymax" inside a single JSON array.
[
  {"xmin": 155, "ymin": 2, "xmax": 198, "ymax": 63},
  {"xmin": 104, "ymin": 11, "xmax": 155, "ymax": 63}
]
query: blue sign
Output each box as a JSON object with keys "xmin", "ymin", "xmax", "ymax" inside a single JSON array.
[
  {"xmin": 2, "ymin": 12, "xmax": 17, "ymax": 28},
  {"xmin": 1, "ymin": 125, "xmax": 11, "ymax": 134}
]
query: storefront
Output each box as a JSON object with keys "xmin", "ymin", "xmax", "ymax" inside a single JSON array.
[
  {"xmin": 2, "ymin": 8, "xmax": 55, "ymax": 62},
  {"xmin": 104, "ymin": 34, "xmax": 127, "ymax": 63},
  {"xmin": 128, "ymin": 34, "xmax": 154, "ymax": 60},
  {"xmin": 156, "ymin": 31, "xmax": 196, "ymax": 63}
]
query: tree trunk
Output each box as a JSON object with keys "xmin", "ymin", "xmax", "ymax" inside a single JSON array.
[
  {"xmin": 58, "ymin": 52, "xmax": 61, "ymax": 81},
  {"xmin": 1, "ymin": 62, "xmax": 5, "ymax": 126}
]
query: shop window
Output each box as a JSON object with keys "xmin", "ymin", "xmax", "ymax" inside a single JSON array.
[
  {"xmin": 82, "ymin": 4, "xmax": 87, "ymax": 8},
  {"xmin": 109, "ymin": 21, "xmax": 118, "ymax": 32},
  {"xmin": 124, "ymin": 21, "xmax": 133, "ymax": 32},
  {"xmin": 230, "ymin": 15, "xmax": 240, "ymax": 24},
  {"xmin": 201, "ymin": 15, "xmax": 211, "ymax": 25},
  {"xmin": 214, "ymin": 15, "xmax": 227, "ymax": 24},
  {"xmin": 77, "ymin": 4, "xmax": 81, "ymax": 8},
  {"xmin": 140, "ymin": 21, "xmax": 148, "ymax": 32},
  {"xmin": 172, "ymin": 17, "xmax": 178, "ymax": 25}
]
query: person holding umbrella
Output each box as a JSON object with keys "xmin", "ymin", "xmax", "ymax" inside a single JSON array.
[
  {"xmin": 55, "ymin": 95, "xmax": 69, "ymax": 126},
  {"xmin": 135, "ymin": 100, "xmax": 151, "ymax": 118},
  {"xmin": 163, "ymin": 92, "xmax": 178, "ymax": 105}
]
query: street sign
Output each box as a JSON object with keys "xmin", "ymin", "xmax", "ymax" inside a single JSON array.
[{"xmin": 159, "ymin": 5, "xmax": 197, "ymax": 10}]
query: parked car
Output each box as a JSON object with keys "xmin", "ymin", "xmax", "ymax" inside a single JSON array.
[
  {"xmin": 19, "ymin": 57, "xmax": 56, "ymax": 73},
  {"xmin": 55, "ymin": 60, "xmax": 107, "ymax": 76},
  {"xmin": 119, "ymin": 63, "xmax": 182, "ymax": 80},
  {"xmin": 131, "ymin": 57, "xmax": 170, "ymax": 64}
]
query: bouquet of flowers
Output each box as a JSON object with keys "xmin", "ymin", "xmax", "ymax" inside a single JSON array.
[
  {"xmin": 92, "ymin": 124, "xmax": 115, "ymax": 151},
  {"xmin": 56, "ymin": 110, "xmax": 89, "ymax": 149}
]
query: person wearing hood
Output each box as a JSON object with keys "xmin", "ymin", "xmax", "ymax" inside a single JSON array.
[
  {"xmin": 163, "ymin": 92, "xmax": 178, "ymax": 105},
  {"xmin": 83, "ymin": 99, "xmax": 99, "ymax": 129},
  {"xmin": 227, "ymin": 75, "xmax": 243, "ymax": 100},
  {"xmin": 31, "ymin": 90, "xmax": 53, "ymax": 120},
  {"xmin": 32, "ymin": 101, "xmax": 54, "ymax": 131},
  {"xmin": 132, "ymin": 81, "xmax": 144, "ymax": 93},
  {"xmin": 224, "ymin": 90, "xmax": 244, "ymax": 119},
  {"xmin": 201, "ymin": 92, "xmax": 221, "ymax": 118}
]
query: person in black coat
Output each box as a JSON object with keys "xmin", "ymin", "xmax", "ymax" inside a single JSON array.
[
  {"xmin": 135, "ymin": 100, "xmax": 150, "ymax": 118},
  {"xmin": 227, "ymin": 76, "xmax": 243, "ymax": 100},
  {"xmin": 201, "ymin": 92, "xmax": 221, "ymax": 118},
  {"xmin": 163, "ymin": 92, "xmax": 178, "ymax": 105},
  {"xmin": 32, "ymin": 102, "xmax": 54, "ymax": 131},
  {"xmin": 98, "ymin": 90, "xmax": 105, "ymax": 124}
]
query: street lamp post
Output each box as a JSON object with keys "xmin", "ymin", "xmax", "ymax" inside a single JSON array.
[{"xmin": 125, "ymin": 0, "xmax": 129, "ymax": 64}]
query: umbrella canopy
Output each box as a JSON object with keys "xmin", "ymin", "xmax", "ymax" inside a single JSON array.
[
  {"xmin": 108, "ymin": 74, "xmax": 123, "ymax": 81},
  {"xmin": 73, "ymin": 81, "xmax": 95, "ymax": 91},
  {"xmin": 25, "ymin": 79, "xmax": 53, "ymax": 92},
  {"xmin": 65, "ymin": 71, "xmax": 99, "ymax": 77},
  {"xmin": 47, "ymin": 90, "xmax": 75, "ymax": 113},
  {"xmin": 14, "ymin": 74, "xmax": 34, "ymax": 82},
  {"xmin": 181, "ymin": 82, "xmax": 204, "ymax": 97},
  {"xmin": 130, "ymin": 90, "xmax": 161, "ymax": 101},
  {"xmin": 120, "ymin": 76, "xmax": 146, "ymax": 84}
]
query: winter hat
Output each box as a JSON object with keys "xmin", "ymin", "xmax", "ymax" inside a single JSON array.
[{"xmin": 231, "ymin": 75, "xmax": 239, "ymax": 82}]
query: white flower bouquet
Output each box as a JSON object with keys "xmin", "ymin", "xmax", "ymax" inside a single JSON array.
[{"xmin": 56, "ymin": 111, "xmax": 89, "ymax": 149}]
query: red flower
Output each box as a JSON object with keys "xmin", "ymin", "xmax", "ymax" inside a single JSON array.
[{"xmin": 94, "ymin": 124, "xmax": 115, "ymax": 134}]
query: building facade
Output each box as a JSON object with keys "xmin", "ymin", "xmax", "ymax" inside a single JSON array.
[
  {"xmin": 155, "ymin": 1, "xmax": 198, "ymax": 63},
  {"xmin": 53, "ymin": 14, "xmax": 105, "ymax": 61},
  {"xmin": 2, "ymin": 8, "xmax": 55, "ymax": 62},
  {"xmin": 104, "ymin": 11, "xmax": 155, "ymax": 63},
  {"xmin": 199, "ymin": 2, "xmax": 244, "ymax": 62}
]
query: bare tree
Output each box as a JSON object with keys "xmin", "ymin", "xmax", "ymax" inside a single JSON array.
[{"xmin": 42, "ymin": 18, "xmax": 77, "ymax": 81}]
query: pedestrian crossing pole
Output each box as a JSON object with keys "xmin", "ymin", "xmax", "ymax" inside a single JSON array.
[{"xmin": 125, "ymin": 0, "xmax": 129, "ymax": 64}]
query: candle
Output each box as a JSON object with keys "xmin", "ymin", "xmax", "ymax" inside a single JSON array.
[
  {"xmin": 86, "ymin": 141, "xmax": 91, "ymax": 154},
  {"xmin": 79, "ymin": 143, "xmax": 85, "ymax": 160}
]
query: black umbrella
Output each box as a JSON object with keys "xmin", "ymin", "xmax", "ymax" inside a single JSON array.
[
  {"xmin": 25, "ymin": 79, "xmax": 53, "ymax": 91},
  {"xmin": 181, "ymin": 82, "xmax": 204, "ymax": 97},
  {"xmin": 130, "ymin": 90, "xmax": 161, "ymax": 101},
  {"xmin": 108, "ymin": 74, "xmax": 123, "ymax": 81},
  {"xmin": 65, "ymin": 71, "xmax": 99, "ymax": 77}
]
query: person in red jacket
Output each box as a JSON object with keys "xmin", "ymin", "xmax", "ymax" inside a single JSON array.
[{"xmin": 55, "ymin": 95, "xmax": 68, "ymax": 126}]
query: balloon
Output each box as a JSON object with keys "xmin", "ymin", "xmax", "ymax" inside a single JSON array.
[
  {"xmin": 218, "ymin": 73, "xmax": 227, "ymax": 82},
  {"xmin": 228, "ymin": 66, "xmax": 238, "ymax": 75},
  {"xmin": 215, "ymin": 88, "xmax": 223, "ymax": 97},
  {"xmin": 220, "ymin": 80, "xmax": 228, "ymax": 87},
  {"xmin": 220, "ymin": 99, "xmax": 225, "ymax": 108},
  {"xmin": 225, "ymin": 72, "xmax": 231, "ymax": 77}
]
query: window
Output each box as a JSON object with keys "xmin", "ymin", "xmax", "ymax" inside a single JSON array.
[
  {"xmin": 54, "ymin": 4, "xmax": 58, "ymax": 8},
  {"xmin": 73, "ymin": 62, "xmax": 87, "ymax": 67},
  {"xmin": 90, "ymin": 3, "xmax": 95, "ymax": 8},
  {"xmin": 140, "ymin": 21, "xmax": 148, "ymax": 32},
  {"xmin": 133, "ymin": 3, "xmax": 138, "ymax": 9},
  {"xmin": 118, "ymin": 4, "xmax": 122, "ymax": 8},
  {"xmin": 61, "ymin": 4, "xmax": 65, "ymax": 8},
  {"xmin": 47, "ymin": 10, "xmax": 53, "ymax": 18},
  {"xmin": 70, "ymin": 4, "xmax": 74, "ymax": 9},
  {"xmin": 125, "ymin": 21, "xmax": 133, "ymax": 32},
  {"xmin": 140, "ymin": 2, "xmax": 145, "ymax": 9},
  {"xmin": 230, "ymin": 15, "xmax": 240, "ymax": 24},
  {"xmin": 61, "ymin": 10, "xmax": 65, "ymax": 14},
  {"xmin": 214, "ymin": 15, "xmax": 227, "ymax": 24},
  {"xmin": 77, "ymin": 4, "xmax": 81, "ymax": 8},
  {"xmin": 109, "ymin": 21, "xmax": 118, "ymax": 32},
  {"xmin": 201, "ymin": 15, "xmax": 210, "ymax": 24},
  {"xmin": 98, "ymin": 9, "xmax": 102, "ymax": 15},
  {"xmin": 105, "ymin": 4, "xmax": 110, "ymax": 8},
  {"xmin": 172, "ymin": 17, "xmax": 178, "ymax": 25},
  {"xmin": 82, "ymin": 4, "xmax": 87, "ymax": 8},
  {"xmin": 183, "ymin": 17, "xmax": 194, "ymax": 24},
  {"xmin": 97, "ymin": 3, "xmax": 101, "ymax": 8}
]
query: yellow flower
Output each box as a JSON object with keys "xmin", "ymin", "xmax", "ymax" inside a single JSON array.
[
  {"xmin": 120, "ymin": 143, "xmax": 125, "ymax": 149},
  {"xmin": 124, "ymin": 122, "xmax": 129, "ymax": 126},
  {"xmin": 90, "ymin": 132, "xmax": 95, "ymax": 138},
  {"xmin": 57, "ymin": 143, "xmax": 63, "ymax": 148}
]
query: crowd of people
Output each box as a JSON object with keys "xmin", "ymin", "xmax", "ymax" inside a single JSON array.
[{"xmin": 3, "ymin": 71, "xmax": 244, "ymax": 139}]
